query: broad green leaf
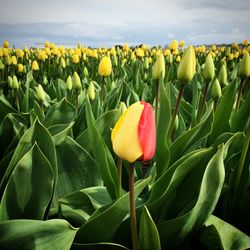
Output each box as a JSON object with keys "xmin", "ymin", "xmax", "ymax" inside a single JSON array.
[
  {"xmin": 0, "ymin": 119, "xmax": 57, "ymax": 206},
  {"xmin": 169, "ymin": 104, "xmax": 213, "ymax": 165},
  {"xmin": 205, "ymin": 215, "xmax": 250, "ymax": 250},
  {"xmin": 49, "ymin": 122, "xmax": 74, "ymax": 145},
  {"xmin": 44, "ymin": 98, "xmax": 76, "ymax": 127},
  {"xmin": 158, "ymin": 145, "xmax": 225, "ymax": 249},
  {"xmin": 155, "ymin": 75, "xmax": 171, "ymax": 178},
  {"xmin": 85, "ymin": 97, "xmax": 119, "ymax": 200},
  {"xmin": 74, "ymin": 176, "xmax": 151, "ymax": 243},
  {"xmin": 0, "ymin": 94, "xmax": 16, "ymax": 123},
  {"xmin": 209, "ymin": 80, "xmax": 237, "ymax": 143},
  {"xmin": 0, "ymin": 219, "xmax": 77, "ymax": 250},
  {"xmin": 138, "ymin": 206, "xmax": 161, "ymax": 250},
  {"xmin": 0, "ymin": 143, "xmax": 54, "ymax": 220},
  {"xmin": 55, "ymin": 136, "xmax": 102, "ymax": 200}
]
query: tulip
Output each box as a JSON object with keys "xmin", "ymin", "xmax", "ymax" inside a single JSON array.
[
  {"xmin": 72, "ymin": 54, "xmax": 80, "ymax": 64},
  {"xmin": 36, "ymin": 84, "xmax": 46, "ymax": 102},
  {"xmin": 168, "ymin": 40, "xmax": 178, "ymax": 51},
  {"xmin": 3, "ymin": 41, "xmax": 9, "ymax": 48},
  {"xmin": 111, "ymin": 101, "xmax": 156, "ymax": 163},
  {"xmin": 18, "ymin": 64, "xmax": 24, "ymax": 73},
  {"xmin": 8, "ymin": 76, "xmax": 13, "ymax": 88},
  {"xmin": 203, "ymin": 54, "xmax": 215, "ymax": 82},
  {"xmin": 177, "ymin": 46, "xmax": 196, "ymax": 85},
  {"xmin": 218, "ymin": 63, "xmax": 227, "ymax": 87},
  {"xmin": 11, "ymin": 56, "xmax": 17, "ymax": 65},
  {"xmin": 239, "ymin": 52, "xmax": 250, "ymax": 78},
  {"xmin": 98, "ymin": 56, "xmax": 112, "ymax": 76},
  {"xmin": 60, "ymin": 57, "xmax": 66, "ymax": 68},
  {"xmin": 12, "ymin": 75, "xmax": 19, "ymax": 89},
  {"xmin": 32, "ymin": 60, "xmax": 39, "ymax": 71},
  {"xmin": 87, "ymin": 81, "xmax": 95, "ymax": 101},
  {"xmin": 152, "ymin": 54, "xmax": 165, "ymax": 80},
  {"xmin": 83, "ymin": 67, "xmax": 89, "ymax": 77},
  {"xmin": 72, "ymin": 71, "xmax": 81, "ymax": 90},
  {"xmin": 66, "ymin": 75, "xmax": 72, "ymax": 91},
  {"xmin": 211, "ymin": 79, "xmax": 222, "ymax": 100}
]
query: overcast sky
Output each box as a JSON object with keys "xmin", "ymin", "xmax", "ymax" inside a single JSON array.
[{"xmin": 0, "ymin": 0, "xmax": 249, "ymax": 48}]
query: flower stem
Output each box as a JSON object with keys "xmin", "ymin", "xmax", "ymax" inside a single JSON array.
[
  {"xmin": 197, "ymin": 80, "xmax": 209, "ymax": 123},
  {"xmin": 167, "ymin": 84, "xmax": 185, "ymax": 139},
  {"xmin": 15, "ymin": 90, "xmax": 20, "ymax": 112},
  {"xmin": 155, "ymin": 79, "xmax": 159, "ymax": 123},
  {"xmin": 101, "ymin": 76, "xmax": 105, "ymax": 107},
  {"xmin": 75, "ymin": 90, "xmax": 79, "ymax": 112},
  {"xmin": 129, "ymin": 163, "xmax": 137, "ymax": 250}
]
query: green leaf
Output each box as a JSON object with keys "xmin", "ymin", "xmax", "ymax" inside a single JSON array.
[
  {"xmin": 0, "ymin": 219, "xmax": 77, "ymax": 250},
  {"xmin": 74, "ymin": 176, "xmax": 151, "ymax": 243},
  {"xmin": 169, "ymin": 103, "xmax": 213, "ymax": 165},
  {"xmin": 209, "ymin": 80, "xmax": 237, "ymax": 143},
  {"xmin": 0, "ymin": 94, "xmax": 16, "ymax": 123},
  {"xmin": 55, "ymin": 136, "xmax": 102, "ymax": 200},
  {"xmin": 155, "ymin": 76, "xmax": 171, "ymax": 178},
  {"xmin": 44, "ymin": 98, "xmax": 76, "ymax": 127},
  {"xmin": 71, "ymin": 242, "xmax": 129, "ymax": 250},
  {"xmin": 158, "ymin": 145, "xmax": 225, "ymax": 249},
  {"xmin": 0, "ymin": 119, "xmax": 57, "ymax": 207},
  {"xmin": 205, "ymin": 215, "xmax": 250, "ymax": 250},
  {"xmin": 138, "ymin": 206, "xmax": 161, "ymax": 250},
  {"xmin": 85, "ymin": 97, "xmax": 119, "ymax": 200},
  {"xmin": 49, "ymin": 122, "xmax": 74, "ymax": 145},
  {"xmin": 0, "ymin": 143, "xmax": 54, "ymax": 220}
]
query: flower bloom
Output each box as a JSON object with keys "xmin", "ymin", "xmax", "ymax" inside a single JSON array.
[
  {"xmin": 98, "ymin": 56, "xmax": 112, "ymax": 76},
  {"xmin": 111, "ymin": 101, "xmax": 156, "ymax": 163}
]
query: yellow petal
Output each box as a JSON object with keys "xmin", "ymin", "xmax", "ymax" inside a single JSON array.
[{"xmin": 112, "ymin": 102, "xmax": 144, "ymax": 163}]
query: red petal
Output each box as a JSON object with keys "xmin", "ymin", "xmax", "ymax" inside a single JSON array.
[{"xmin": 138, "ymin": 101, "xmax": 156, "ymax": 161}]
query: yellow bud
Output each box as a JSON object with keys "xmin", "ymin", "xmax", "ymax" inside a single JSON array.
[
  {"xmin": 84, "ymin": 67, "xmax": 89, "ymax": 77},
  {"xmin": 45, "ymin": 41, "xmax": 50, "ymax": 48},
  {"xmin": 176, "ymin": 55, "xmax": 181, "ymax": 62},
  {"xmin": 17, "ymin": 49, "xmax": 24, "ymax": 58},
  {"xmin": 179, "ymin": 40, "xmax": 185, "ymax": 48},
  {"xmin": 168, "ymin": 40, "xmax": 178, "ymax": 51},
  {"xmin": 143, "ymin": 57, "xmax": 149, "ymax": 69},
  {"xmin": 152, "ymin": 54, "xmax": 165, "ymax": 80},
  {"xmin": 11, "ymin": 55, "xmax": 17, "ymax": 65},
  {"xmin": 177, "ymin": 46, "xmax": 196, "ymax": 84},
  {"xmin": 98, "ymin": 56, "xmax": 112, "ymax": 76},
  {"xmin": 87, "ymin": 81, "xmax": 95, "ymax": 100},
  {"xmin": 43, "ymin": 75, "xmax": 48, "ymax": 85},
  {"xmin": 239, "ymin": 52, "xmax": 250, "ymax": 78},
  {"xmin": 60, "ymin": 57, "xmax": 66, "ymax": 68},
  {"xmin": 3, "ymin": 41, "xmax": 9, "ymax": 48},
  {"xmin": 203, "ymin": 54, "xmax": 215, "ymax": 82},
  {"xmin": 211, "ymin": 79, "xmax": 222, "ymax": 99},
  {"xmin": 243, "ymin": 39, "xmax": 249, "ymax": 46},
  {"xmin": 32, "ymin": 60, "xmax": 39, "ymax": 71},
  {"xmin": 6, "ymin": 56, "xmax": 11, "ymax": 65},
  {"xmin": 8, "ymin": 76, "xmax": 13, "ymax": 88},
  {"xmin": 0, "ymin": 60, "xmax": 5, "ymax": 70},
  {"xmin": 18, "ymin": 63, "xmax": 24, "ymax": 73},
  {"xmin": 119, "ymin": 102, "xmax": 127, "ymax": 115},
  {"xmin": 72, "ymin": 54, "xmax": 80, "ymax": 64},
  {"xmin": 72, "ymin": 71, "xmax": 81, "ymax": 90},
  {"xmin": 36, "ymin": 84, "xmax": 46, "ymax": 102}
]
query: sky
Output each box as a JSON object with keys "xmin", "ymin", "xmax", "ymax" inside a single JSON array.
[{"xmin": 0, "ymin": 0, "xmax": 249, "ymax": 48}]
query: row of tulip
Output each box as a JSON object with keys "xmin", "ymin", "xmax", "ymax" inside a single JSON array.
[{"xmin": 0, "ymin": 40, "xmax": 250, "ymax": 250}]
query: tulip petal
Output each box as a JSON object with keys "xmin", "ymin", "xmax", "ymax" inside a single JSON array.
[
  {"xmin": 112, "ymin": 102, "xmax": 144, "ymax": 163},
  {"xmin": 138, "ymin": 101, "xmax": 156, "ymax": 161}
]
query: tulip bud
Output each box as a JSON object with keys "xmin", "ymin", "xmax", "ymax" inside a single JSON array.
[
  {"xmin": 87, "ymin": 81, "xmax": 95, "ymax": 100},
  {"xmin": 8, "ymin": 76, "xmax": 13, "ymax": 88},
  {"xmin": 225, "ymin": 47, "xmax": 231, "ymax": 57},
  {"xmin": 98, "ymin": 56, "xmax": 112, "ymax": 76},
  {"xmin": 72, "ymin": 71, "xmax": 81, "ymax": 90},
  {"xmin": 239, "ymin": 52, "xmax": 250, "ymax": 78},
  {"xmin": 18, "ymin": 64, "xmax": 24, "ymax": 73},
  {"xmin": 11, "ymin": 56, "xmax": 17, "ymax": 65},
  {"xmin": 36, "ymin": 84, "xmax": 46, "ymax": 102},
  {"xmin": 174, "ymin": 114, "xmax": 179, "ymax": 130},
  {"xmin": 111, "ymin": 101, "xmax": 156, "ymax": 163},
  {"xmin": 112, "ymin": 55, "xmax": 118, "ymax": 67},
  {"xmin": 3, "ymin": 41, "xmax": 9, "ymax": 48},
  {"xmin": 72, "ymin": 54, "xmax": 80, "ymax": 64},
  {"xmin": 211, "ymin": 79, "xmax": 222, "ymax": 99},
  {"xmin": 218, "ymin": 63, "xmax": 227, "ymax": 86},
  {"xmin": 43, "ymin": 75, "xmax": 48, "ymax": 85},
  {"xmin": 119, "ymin": 102, "xmax": 127, "ymax": 115},
  {"xmin": 32, "ymin": 60, "xmax": 39, "ymax": 71},
  {"xmin": 203, "ymin": 54, "xmax": 215, "ymax": 82},
  {"xmin": 177, "ymin": 46, "xmax": 196, "ymax": 84},
  {"xmin": 143, "ymin": 57, "xmax": 149, "ymax": 69},
  {"xmin": 6, "ymin": 56, "xmax": 11, "ymax": 66},
  {"xmin": 12, "ymin": 75, "xmax": 19, "ymax": 89},
  {"xmin": 66, "ymin": 75, "xmax": 72, "ymax": 91},
  {"xmin": 168, "ymin": 40, "xmax": 178, "ymax": 51},
  {"xmin": 60, "ymin": 57, "xmax": 66, "ymax": 68},
  {"xmin": 83, "ymin": 67, "xmax": 89, "ymax": 77},
  {"xmin": 152, "ymin": 54, "xmax": 165, "ymax": 80}
]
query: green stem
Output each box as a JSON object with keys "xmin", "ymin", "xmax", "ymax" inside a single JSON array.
[
  {"xmin": 197, "ymin": 81, "xmax": 209, "ymax": 122},
  {"xmin": 101, "ymin": 76, "xmax": 105, "ymax": 107},
  {"xmin": 167, "ymin": 84, "xmax": 185, "ymax": 139},
  {"xmin": 117, "ymin": 157, "xmax": 123, "ymax": 197},
  {"xmin": 155, "ymin": 79, "xmax": 159, "ymax": 123},
  {"xmin": 75, "ymin": 90, "xmax": 79, "ymax": 112},
  {"xmin": 213, "ymin": 99, "xmax": 217, "ymax": 112},
  {"xmin": 236, "ymin": 78, "xmax": 246, "ymax": 111},
  {"xmin": 15, "ymin": 90, "xmax": 20, "ymax": 112},
  {"xmin": 129, "ymin": 163, "xmax": 137, "ymax": 250}
]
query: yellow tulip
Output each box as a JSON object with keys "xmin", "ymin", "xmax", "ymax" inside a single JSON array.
[
  {"xmin": 18, "ymin": 63, "xmax": 24, "ymax": 73},
  {"xmin": 203, "ymin": 54, "xmax": 215, "ymax": 82},
  {"xmin": 243, "ymin": 39, "xmax": 249, "ymax": 46},
  {"xmin": 87, "ymin": 81, "xmax": 95, "ymax": 100},
  {"xmin": 3, "ymin": 41, "xmax": 9, "ymax": 48},
  {"xmin": 32, "ymin": 60, "xmax": 39, "ymax": 71},
  {"xmin": 152, "ymin": 54, "xmax": 165, "ymax": 79},
  {"xmin": 168, "ymin": 40, "xmax": 178, "ymax": 51},
  {"xmin": 36, "ymin": 84, "xmax": 46, "ymax": 102},
  {"xmin": 72, "ymin": 54, "xmax": 80, "ymax": 64},
  {"xmin": 11, "ymin": 55, "xmax": 17, "ymax": 65},
  {"xmin": 98, "ymin": 56, "xmax": 112, "ymax": 76}
]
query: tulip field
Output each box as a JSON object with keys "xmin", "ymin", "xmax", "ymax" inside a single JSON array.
[{"xmin": 0, "ymin": 40, "xmax": 250, "ymax": 250}]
